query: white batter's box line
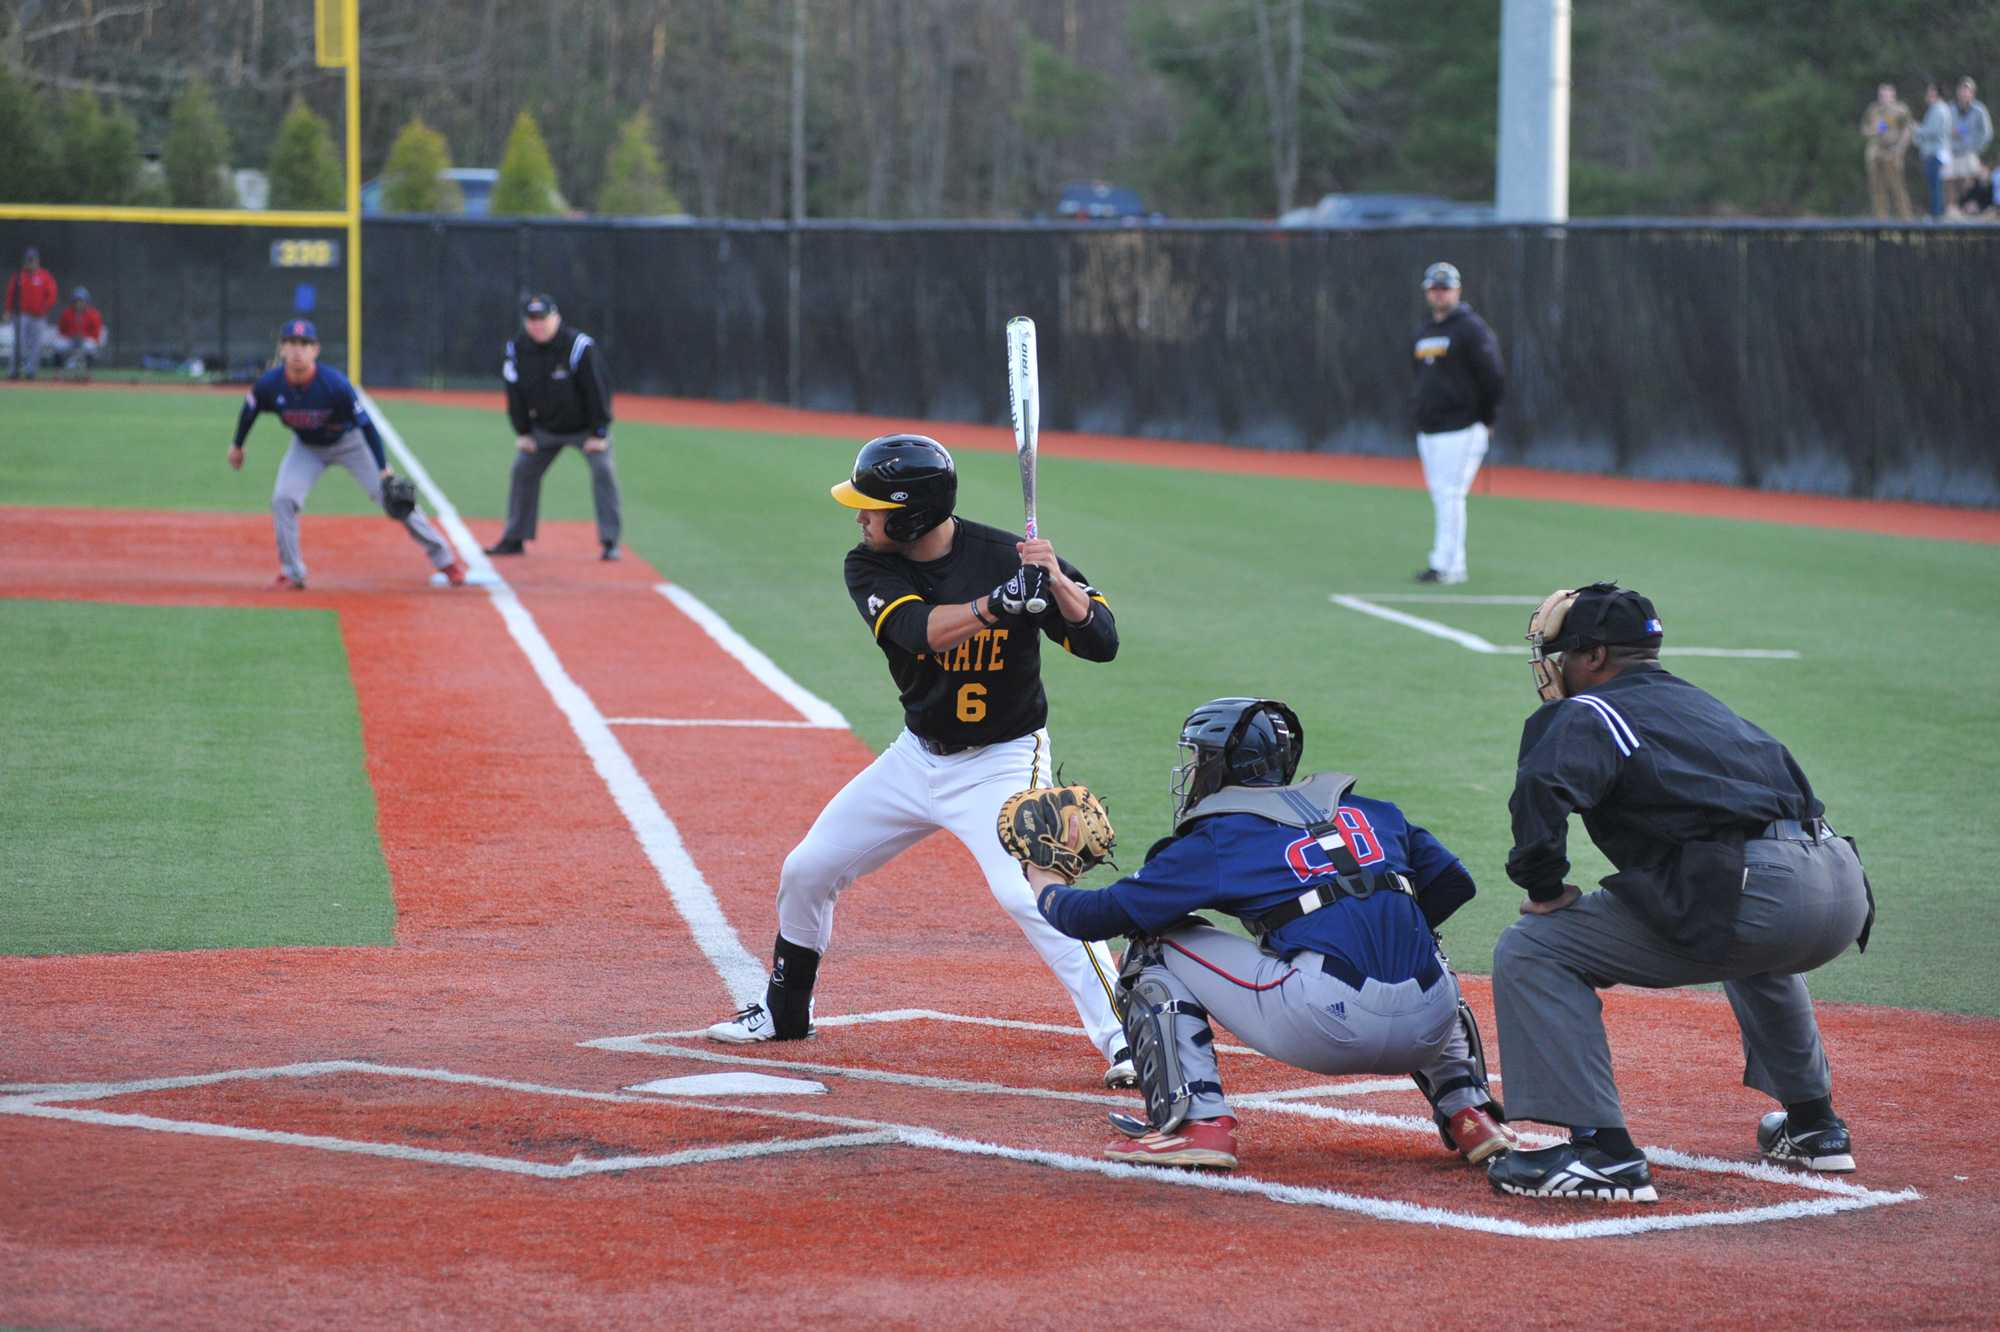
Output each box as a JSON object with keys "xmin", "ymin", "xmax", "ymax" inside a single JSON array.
[
  {"xmin": 623, "ymin": 1007, "xmax": 1258, "ymax": 1057},
  {"xmin": 0, "ymin": 1059, "xmax": 1919, "ymax": 1241},
  {"xmin": 1330, "ymin": 594, "xmax": 1802, "ymax": 660},
  {"xmin": 361, "ymin": 394, "xmax": 767, "ymax": 1007},
  {"xmin": 605, "ymin": 717, "xmax": 847, "ymax": 730},
  {"xmin": 655, "ymin": 582, "xmax": 849, "ymax": 730}
]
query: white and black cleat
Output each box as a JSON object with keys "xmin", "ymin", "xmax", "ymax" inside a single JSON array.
[
  {"xmin": 1104, "ymin": 1045, "xmax": 1139, "ymax": 1089},
  {"xmin": 1489, "ymin": 1140, "xmax": 1659, "ymax": 1203},
  {"xmin": 1757, "ymin": 1111, "xmax": 1856, "ymax": 1172},
  {"xmin": 703, "ymin": 1003, "xmax": 812, "ymax": 1044}
]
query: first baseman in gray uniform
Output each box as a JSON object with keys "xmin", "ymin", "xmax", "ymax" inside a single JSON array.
[
  {"xmin": 1029, "ymin": 698, "xmax": 1516, "ymax": 1171},
  {"xmin": 229, "ymin": 319, "xmax": 463, "ymax": 589}
]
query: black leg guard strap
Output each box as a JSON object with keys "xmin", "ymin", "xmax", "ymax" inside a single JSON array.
[{"xmin": 764, "ymin": 934, "xmax": 821, "ymax": 1039}]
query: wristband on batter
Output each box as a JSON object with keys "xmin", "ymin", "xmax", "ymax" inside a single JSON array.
[{"xmin": 969, "ymin": 598, "xmax": 999, "ymax": 629}]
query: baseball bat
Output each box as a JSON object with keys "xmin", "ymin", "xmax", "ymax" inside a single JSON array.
[{"xmin": 1005, "ymin": 315, "xmax": 1048, "ymax": 614}]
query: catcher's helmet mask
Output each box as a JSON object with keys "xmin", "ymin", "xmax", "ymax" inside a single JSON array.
[
  {"xmin": 831, "ymin": 434, "xmax": 957, "ymax": 543},
  {"xmin": 1171, "ymin": 697, "xmax": 1305, "ymax": 823}
]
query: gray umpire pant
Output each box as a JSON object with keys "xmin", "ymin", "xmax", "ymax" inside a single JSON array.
[
  {"xmin": 498, "ymin": 427, "xmax": 622, "ymax": 547},
  {"xmin": 1491, "ymin": 831, "xmax": 1870, "ymax": 1130},
  {"xmin": 1141, "ymin": 923, "xmax": 1487, "ymax": 1123},
  {"xmin": 11, "ymin": 313, "xmax": 50, "ymax": 378},
  {"xmin": 272, "ymin": 431, "xmax": 454, "ymax": 583}
]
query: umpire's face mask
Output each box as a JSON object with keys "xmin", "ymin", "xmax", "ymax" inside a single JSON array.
[{"xmin": 1525, "ymin": 587, "xmax": 1580, "ymax": 702}]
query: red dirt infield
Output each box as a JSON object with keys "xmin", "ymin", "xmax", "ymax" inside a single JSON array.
[{"xmin": 3, "ymin": 502, "xmax": 1997, "ymax": 1329}]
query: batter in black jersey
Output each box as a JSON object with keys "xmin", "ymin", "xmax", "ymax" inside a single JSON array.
[
  {"xmin": 706, "ymin": 433, "xmax": 1134, "ymax": 1089},
  {"xmin": 848, "ymin": 516, "xmax": 1116, "ymax": 747}
]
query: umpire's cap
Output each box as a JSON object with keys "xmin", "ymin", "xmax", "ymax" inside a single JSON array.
[
  {"xmin": 522, "ymin": 293, "xmax": 558, "ymax": 318},
  {"xmin": 280, "ymin": 318, "xmax": 318, "ymax": 342},
  {"xmin": 1422, "ymin": 261, "xmax": 1462, "ymax": 289},
  {"xmin": 1546, "ymin": 582, "xmax": 1663, "ymax": 652}
]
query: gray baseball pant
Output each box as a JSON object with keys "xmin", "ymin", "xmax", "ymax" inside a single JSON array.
[
  {"xmin": 272, "ymin": 430, "xmax": 454, "ymax": 583},
  {"xmin": 1490, "ymin": 831, "xmax": 1870, "ymax": 1130},
  {"xmin": 497, "ymin": 427, "xmax": 622, "ymax": 546},
  {"xmin": 11, "ymin": 313, "xmax": 50, "ymax": 378},
  {"xmin": 1140, "ymin": 923, "xmax": 1487, "ymax": 1123}
]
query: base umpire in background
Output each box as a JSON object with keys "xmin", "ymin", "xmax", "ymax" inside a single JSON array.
[
  {"xmin": 484, "ymin": 293, "xmax": 623, "ymax": 561},
  {"xmin": 1486, "ymin": 582, "xmax": 1874, "ymax": 1203}
]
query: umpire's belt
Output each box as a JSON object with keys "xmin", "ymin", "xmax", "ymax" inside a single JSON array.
[
  {"xmin": 1313, "ymin": 947, "xmax": 1442, "ymax": 993},
  {"xmin": 1755, "ymin": 818, "xmax": 1834, "ymax": 843},
  {"xmin": 915, "ymin": 734, "xmax": 978, "ymax": 757},
  {"xmin": 1244, "ymin": 871, "xmax": 1416, "ymax": 941}
]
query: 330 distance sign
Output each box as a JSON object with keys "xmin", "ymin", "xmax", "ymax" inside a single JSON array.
[{"xmin": 270, "ymin": 238, "xmax": 341, "ymax": 269}]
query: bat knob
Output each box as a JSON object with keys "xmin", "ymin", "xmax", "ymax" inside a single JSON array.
[{"xmin": 1025, "ymin": 595, "xmax": 1048, "ymax": 615}]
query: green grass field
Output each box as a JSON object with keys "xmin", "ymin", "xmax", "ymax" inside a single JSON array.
[
  {"xmin": 4, "ymin": 386, "xmax": 1994, "ymax": 1012},
  {"xmin": 0, "ymin": 597, "xmax": 393, "ymax": 954}
]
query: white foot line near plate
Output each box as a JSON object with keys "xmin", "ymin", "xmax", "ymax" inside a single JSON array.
[
  {"xmin": 0, "ymin": 1058, "xmax": 1918, "ymax": 1242},
  {"xmin": 1331, "ymin": 594, "xmax": 1801, "ymax": 659},
  {"xmin": 362, "ymin": 393, "xmax": 766, "ymax": 1005}
]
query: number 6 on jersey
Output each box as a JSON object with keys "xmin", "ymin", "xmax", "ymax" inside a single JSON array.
[{"xmin": 1005, "ymin": 315, "xmax": 1049, "ymax": 615}]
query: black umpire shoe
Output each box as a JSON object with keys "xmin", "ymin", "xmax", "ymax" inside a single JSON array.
[
  {"xmin": 1489, "ymin": 1138, "xmax": 1658, "ymax": 1202},
  {"xmin": 1757, "ymin": 1112, "xmax": 1855, "ymax": 1172},
  {"xmin": 483, "ymin": 539, "xmax": 526, "ymax": 556},
  {"xmin": 600, "ymin": 542, "xmax": 621, "ymax": 562}
]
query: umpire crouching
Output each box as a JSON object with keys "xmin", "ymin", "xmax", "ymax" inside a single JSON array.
[
  {"xmin": 1486, "ymin": 582, "xmax": 1874, "ymax": 1203},
  {"xmin": 484, "ymin": 293, "xmax": 623, "ymax": 561}
]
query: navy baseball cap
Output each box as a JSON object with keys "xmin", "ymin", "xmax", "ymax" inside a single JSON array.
[
  {"xmin": 1550, "ymin": 582, "xmax": 1663, "ymax": 651},
  {"xmin": 23, "ymin": 246, "xmax": 40, "ymax": 262},
  {"xmin": 1422, "ymin": 261, "xmax": 1462, "ymax": 289},
  {"xmin": 522, "ymin": 293, "xmax": 557, "ymax": 317},
  {"xmin": 280, "ymin": 318, "xmax": 318, "ymax": 342}
]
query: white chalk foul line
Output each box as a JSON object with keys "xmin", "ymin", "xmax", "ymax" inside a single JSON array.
[
  {"xmin": 606, "ymin": 717, "xmax": 844, "ymax": 729},
  {"xmin": 637, "ymin": 1007, "xmax": 1258, "ymax": 1057},
  {"xmin": 1331, "ymin": 594, "xmax": 1801, "ymax": 660},
  {"xmin": 0, "ymin": 1059, "xmax": 1917, "ymax": 1240},
  {"xmin": 362, "ymin": 393, "xmax": 766, "ymax": 1006},
  {"xmin": 656, "ymin": 582, "xmax": 849, "ymax": 729}
]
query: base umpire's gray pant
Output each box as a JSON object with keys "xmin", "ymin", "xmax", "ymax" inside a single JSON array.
[
  {"xmin": 1141, "ymin": 924, "xmax": 1487, "ymax": 1123},
  {"xmin": 1491, "ymin": 832, "xmax": 1870, "ymax": 1130},
  {"xmin": 498, "ymin": 427, "xmax": 622, "ymax": 547},
  {"xmin": 273, "ymin": 431, "xmax": 454, "ymax": 583}
]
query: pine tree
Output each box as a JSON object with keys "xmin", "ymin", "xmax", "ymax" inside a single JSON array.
[
  {"xmin": 491, "ymin": 109, "xmax": 563, "ymax": 216},
  {"xmin": 163, "ymin": 78, "xmax": 233, "ymax": 208},
  {"xmin": 267, "ymin": 98, "xmax": 344, "ymax": 211},
  {"xmin": 597, "ymin": 112, "xmax": 680, "ymax": 216},
  {"xmin": 88, "ymin": 102, "xmax": 142, "ymax": 205},
  {"xmin": 0, "ymin": 61, "xmax": 61, "ymax": 203},
  {"xmin": 380, "ymin": 117, "xmax": 463, "ymax": 213}
]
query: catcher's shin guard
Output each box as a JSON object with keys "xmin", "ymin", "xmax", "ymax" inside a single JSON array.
[
  {"xmin": 1122, "ymin": 975, "xmax": 1219, "ymax": 1133},
  {"xmin": 1418, "ymin": 999, "xmax": 1505, "ymax": 1152},
  {"xmin": 764, "ymin": 934, "xmax": 821, "ymax": 1039}
]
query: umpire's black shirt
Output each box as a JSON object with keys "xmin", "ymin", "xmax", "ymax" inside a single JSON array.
[
  {"xmin": 1506, "ymin": 665, "xmax": 1822, "ymax": 902},
  {"xmin": 504, "ymin": 324, "xmax": 613, "ymax": 438},
  {"xmin": 1411, "ymin": 302, "xmax": 1505, "ymax": 434}
]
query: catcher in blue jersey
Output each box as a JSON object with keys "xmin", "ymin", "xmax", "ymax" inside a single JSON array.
[
  {"xmin": 1022, "ymin": 697, "xmax": 1515, "ymax": 1171},
  {"xmin": 228, "ymin": 319, "xmax": 464, "ymax": 590}
]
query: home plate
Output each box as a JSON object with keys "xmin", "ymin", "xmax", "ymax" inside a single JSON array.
[{"xmin": 628, "ymin": 1073, "xmax": 828, "ymax": 1096}]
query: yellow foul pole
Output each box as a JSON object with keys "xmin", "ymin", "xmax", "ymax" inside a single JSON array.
[{"xmin": 344, "ymin": 0, "xmax": 362, "ymax": 379}]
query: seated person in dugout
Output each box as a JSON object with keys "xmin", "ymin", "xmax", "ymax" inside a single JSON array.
[
  {"xmin": 1025, "ymin": 697, "xmax": 1514, "ymax": 1171},
  {"xmin": 1485, "ymin": 583, "xmax": 1873, "ymax": 1204}
]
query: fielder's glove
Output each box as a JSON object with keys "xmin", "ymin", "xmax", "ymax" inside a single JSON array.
[
  {"xmin": 997, "ymin": 783, "xmax": 1116, "ymax": 884},
  {"xmin": 381, "ymin": 473, "xmax": 419, "ymax": 521},
  {"xmin": 990, "ymin": 564, "xmax": 1049, "ymax": 617}
]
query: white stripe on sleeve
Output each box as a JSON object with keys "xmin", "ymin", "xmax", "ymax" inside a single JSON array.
[
  {"xmin": 1568, "ymin": 695, "xmax": 1637, "ymax": 757},
  {"xmin": 569, "ymin": 332, "xmax": 593, "ymax": 371}
]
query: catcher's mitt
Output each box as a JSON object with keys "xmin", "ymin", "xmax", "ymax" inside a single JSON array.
[
  {"xmin": 381, "ymin": 473, "xmax": 419, "ymax": 520},
  {"xmin": 997, "ymin": 784, "xmax": 1116, "ymax": 884}
]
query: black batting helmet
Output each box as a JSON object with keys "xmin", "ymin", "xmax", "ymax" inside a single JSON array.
[
  {"xmin": 1171, "ymin": 698, "xmax": 1305, "ymax": 824},
  {"xmin": 831, "ymin": 434, "xmax": 957, "ymax": 543}
]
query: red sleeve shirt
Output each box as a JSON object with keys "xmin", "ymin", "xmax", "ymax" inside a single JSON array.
[
  {"xmin": 58, "ymin": 305, "xmax": 103, "ymax": 339},
  {"xmin": 6, "ymin": 269, "xmax": 60, "ymax": 317}
]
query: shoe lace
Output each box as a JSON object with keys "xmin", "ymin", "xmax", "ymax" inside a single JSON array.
[{"xmin": 733, "ymin": 1003, "xmax": 767, "ymax": 1023}]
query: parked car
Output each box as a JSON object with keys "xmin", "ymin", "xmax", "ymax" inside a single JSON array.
[
  {"xmin": 359, "ymin": 167, "xmax": 568, "ymax": 216},
  {"xmin": 1278, "ymin": 192, "xmax": 1494, "ymax": 227},
  {"xmin": 1054, "ymin": 180, "xmax": 1163, "ymax": 222}
]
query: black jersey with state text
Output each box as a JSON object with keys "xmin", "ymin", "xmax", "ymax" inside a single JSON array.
[{"xmin": 844, "ymin": 518, "xmax": 1117, "ymax": 745}]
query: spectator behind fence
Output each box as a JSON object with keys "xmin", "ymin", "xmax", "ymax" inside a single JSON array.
[
  {"xmin": 1948, "ymin": 77, "xmax": 1994, "ymax": 215},
  {"xmin": 1860, "ymin": 83, "xmax": 1914, "ymax": 219},
  {"xmin": 4, "ymin": 246, "xmax": 59, "ymax": 380},
  {"xmin": 1915, "ymin": 83, "xmax": 1954, "ymax": 219},
  {"xmin": 1960, "ymin": 161, "xmax": 1997, "ymax": 218},
  {"xmin": 52, "ymin": 288, "xmax": 106, "ymax": 379}
]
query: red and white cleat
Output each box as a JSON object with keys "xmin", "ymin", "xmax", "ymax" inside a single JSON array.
[
  {"xmin": 1446, "ymin": 1105, "xmax": 1521, "ymax": 1164},
  {"xmin": 442, "ymin": 559, "xmax": 468, "ymax": 587},
  {"xmin": 1104, "ymin": 1116, "xmax": 1238, "ymax": 1170},
  {"xmin": 270, "ymin": 572, "xmax": 305, "ymax": 590}
]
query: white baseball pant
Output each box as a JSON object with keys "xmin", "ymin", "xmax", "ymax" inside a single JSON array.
[
  {"xmin": 774, "ymin": 727, "xmax": 1126, "ymax": 1060},
  {"xmin": 1416, "ymin": 422, "xmax": 1488, "ymax": 582}
]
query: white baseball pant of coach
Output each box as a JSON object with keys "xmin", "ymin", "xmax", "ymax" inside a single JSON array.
[
  {"xmin": 774, "ymin": 727, "xmax": 1126, "ymax": 1059},
  {"xmin": 1416, "ymin": 421, "xmax": 1488, "ymax": 583}
]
